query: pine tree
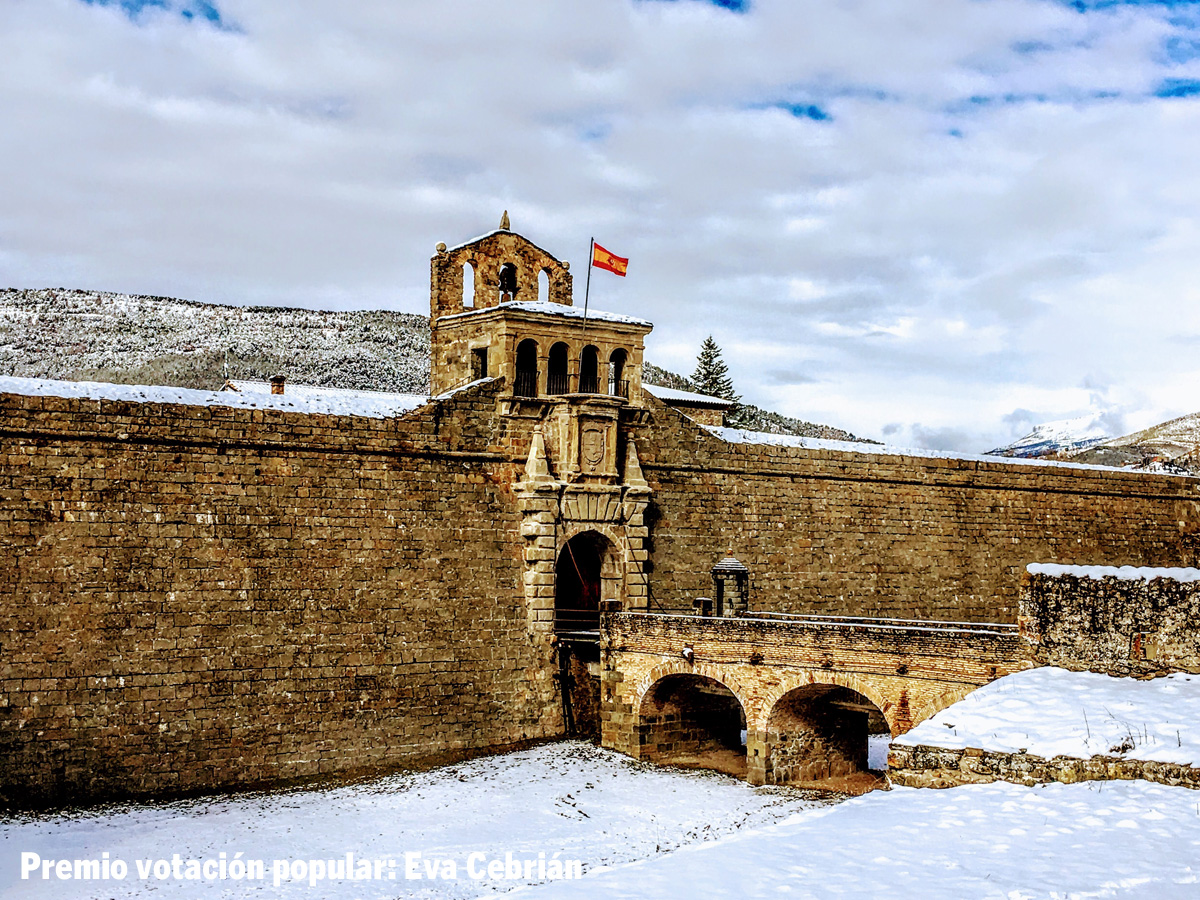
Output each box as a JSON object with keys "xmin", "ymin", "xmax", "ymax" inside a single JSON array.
[{"xmin": 691, "ymin": 336, "xmax": 740, "ymax": 402}]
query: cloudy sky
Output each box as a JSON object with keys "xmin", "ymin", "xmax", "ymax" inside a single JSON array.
[{"xmin": 2, "ymin": 0, "xmax": 1199, "ymax": 451}]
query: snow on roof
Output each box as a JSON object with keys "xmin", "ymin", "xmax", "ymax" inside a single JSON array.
[
  {"xmin": 0, "ymin": 375, "xmax": 428, "ymax": 420},
  {"xmin": 1026, "ymin": 563, "xmax": 1200, "ymax": 583},
  {"xmin": 438, "ymin": 299, "xmax": 651, "ymax": 327},
  {"xmin": 643, "ymin": 383, "xmax": 733, "ymax": 408},
  {"xmin": 444, "ymin": 228, "xmax": 507, "ymax": 252},
  {"xmin": 442, "ymin": 227, "xmax": 568, "ymax": 264},
  {"xmin": 895, "ymin": 666, "xmax": 1200, "ymax": 766},
  {"xmin": 703, "ymin": 425, "xmax": 1184, "ymax": 475}
]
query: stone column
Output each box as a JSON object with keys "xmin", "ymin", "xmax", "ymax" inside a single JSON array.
[{"xmin": 515, "ymin": 428, "xmax": 563, "ymax": 633}]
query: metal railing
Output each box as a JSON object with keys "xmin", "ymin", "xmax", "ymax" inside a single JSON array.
[
  {"xmin": 547, "ymin": 371, "xmax": 570, "ymax": 395},
  {"xmin": 514, "ymin": 369, "xmax": 538, "ymax": 397},
  {"xmin": 609, "ymin": 379, "xmax": 630, "ymax": 399},
  {"xmin": 554, "ymin": 609, "xmax": 601, "ymax": 642}
]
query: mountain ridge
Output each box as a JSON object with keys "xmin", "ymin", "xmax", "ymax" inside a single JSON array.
[{"xmin": 0, "ymin": 288, "xmax": 862, "ymax": 441}]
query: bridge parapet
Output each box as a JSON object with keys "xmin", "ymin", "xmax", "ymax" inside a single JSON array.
[
  {"xmin": 600, "ymin": 611, "xmax": 1028, "ymax": 786},
  {"xmin": 604, "ymin": 612, "xmax": 1022, "ymax": 686}
]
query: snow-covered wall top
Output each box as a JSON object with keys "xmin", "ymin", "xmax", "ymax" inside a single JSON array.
[
  {"xmin": 438, "ymin": 300, "xmax": 651, "ymax": 327},
  {"xmin": 0, "ymin": 375, "xmax": 429, "ymax": 420},
  {"xmin": 1027, "ymin": 563, "xmax": 1200, "ymax": 583},
  {"xmin": 704, "ymin": 426, "xmax": 1149, "ymax": 475},
  {"xmin": 1020, "ymin": 563, "xmax": 1200, "ymax": 677}
]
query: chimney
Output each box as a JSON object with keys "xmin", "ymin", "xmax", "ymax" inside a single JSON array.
[{"xmin": 270, "ymin": 375, "xmax": 286, "ymax": 395}]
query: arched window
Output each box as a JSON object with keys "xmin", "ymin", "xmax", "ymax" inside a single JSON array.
[
  {"xmin": 548, "ymin": 342, "xmax": 569, "ymax": 395},
  {"xmin": 462, "ymin": 261, "xmax": 475, "ymax": 309},
  {"xmin": 538, "ymin": 268, "xmax": 550, "ymax": 304},
  {"xmin": 498, "ymin": 263, "xmax": 518, "ymax": 303},
  {"xmin": 609, "ymin": 348, "xmax": 628, "ymax": 398},
  {"xmin": 579, "ymin": 345, "xmax": 600, "ymax": 394},
  {"xmin": 515, "ymin": 339, "xmax": 538, "ymax": 397}
]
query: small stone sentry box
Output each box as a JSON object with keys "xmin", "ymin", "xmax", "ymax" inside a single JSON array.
[{"xmin": 711, "ymin": 553, "xmax": 750, "ymax": 617}]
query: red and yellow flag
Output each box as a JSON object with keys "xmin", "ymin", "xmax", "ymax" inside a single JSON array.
[{"xmin": 591, "ymin": 242, "xmax": 628, "ymax": 277}]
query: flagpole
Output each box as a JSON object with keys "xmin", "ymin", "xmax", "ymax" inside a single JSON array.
[
  {"xmin": 582, "ymin": 236, "xmax": 593, "ymax": 335},
  {"xmin": 580, "ymin": 237, "xmax": 594, "ymax": 364}
]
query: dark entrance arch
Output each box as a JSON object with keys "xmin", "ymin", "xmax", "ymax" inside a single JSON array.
[
  {"xmin": 554, "ymin": 531, "xmax": 619, "ymax": 639},
  {"xmin": 554, "ymin": 531, "xmax": 620, "ymax": 740}
]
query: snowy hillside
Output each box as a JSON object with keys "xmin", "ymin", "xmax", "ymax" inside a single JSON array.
[
  {"xmin": 1066, "ymin": 409, "xmax": 1200, "ymax": 473},
  {"xmin": 987, "ymin": 415, "xmax": 1111, "ymax": 458},
  {"xmin": 1103, "ymin": 410, "xmax": 1200, "ymax": 458},
  {"xmin": 641, "ymin": 362, "xmax": 865, "ymax": 442},
  {"xmin": 0, "ymin": 288, "xmax": 430, "ymax": 393},
  {"xmin": 1, "ymin": 288, "xmax": 859, "ymax": 441}
]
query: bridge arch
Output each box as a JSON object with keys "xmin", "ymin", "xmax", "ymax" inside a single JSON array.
[
  {"xmin": 635, "ymin": 665, "xmax": 751, "ymax": 778},
  {"xmin": 633, "ymin": 662, "xmax": 752, "ymax": 716},
  {"xmin": 760, "ymin": 682, "xmax": 889, "ymax": 788},
  {"xmin": 756, "ymin": 670, "xmax": 895, "ymax": 735}
]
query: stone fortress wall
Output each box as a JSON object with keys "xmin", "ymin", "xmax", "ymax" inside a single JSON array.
[
  {"xmin": 0, "ymin": 380, "xmax": 562, "ymax": 806},
  {"xmin": 634, "ymin": 403, "xmax": 1200, "ymax": 623},
  {"xmin": 3, "ymin": 382, "xmax": 1198, "ymax": 804},
  {"xmin": 889, "ymin": 566, "xmax": 1200, "ymax": 789}
]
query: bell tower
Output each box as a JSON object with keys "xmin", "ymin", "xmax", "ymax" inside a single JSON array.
[
  {"xmin": 429, "ymin": 215, "xmax": 656, "ymax": 623},
  {"xmin": 428, "ymin": 214, "xmax": 652, "ymax": 431}
]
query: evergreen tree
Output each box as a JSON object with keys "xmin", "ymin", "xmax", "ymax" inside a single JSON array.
[{"xmin": 691, "ymin": 336, "xmax": 740, "ymax": 402}]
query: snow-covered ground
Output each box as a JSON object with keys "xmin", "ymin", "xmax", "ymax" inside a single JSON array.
[
  {"xmin": 896, "ymin": 667, "xmax": 1200, "ymax": 764},
  {"xmin": 6, "ymin": 737, "xmax": 1200, "ymax": 899},
  {"xmin": 2, "ymin": 742, "xmax": 831, "ymax": 900},
  {"xmin": 519, "ymin": 780, "xmax": 1200, "ymax": 899}
]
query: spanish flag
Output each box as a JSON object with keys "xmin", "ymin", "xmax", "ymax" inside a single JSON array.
[{"xmin": 592, "ymin": 242, "xmax": 629, "ymax": 277}]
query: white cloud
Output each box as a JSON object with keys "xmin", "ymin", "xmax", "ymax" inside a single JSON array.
[{"xmin": 2, "ymin": 0, "xmax": 1200, "ymax": 450}]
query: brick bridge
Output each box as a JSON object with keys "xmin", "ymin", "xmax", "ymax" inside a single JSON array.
[{"xmin": 599, "ymin": 611, "xmax": 1026, "ymax": 786}]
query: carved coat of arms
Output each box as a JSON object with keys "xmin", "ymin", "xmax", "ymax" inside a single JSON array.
[{"xmin": 581, "ymin": 422, "xmax": 607, "ymax": 471}]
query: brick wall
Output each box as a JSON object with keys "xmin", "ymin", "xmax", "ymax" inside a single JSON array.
[
  {"xmin": 0, "ymin": 381, "xmax": 561, "ymax": 806},
  {"xmin": 1019, "ymin": 567, "xmax": 1200, "ymax": 676},
  {"xmin": 636, "ymin": 401, "xmax": 1200, "ymax": 622}
]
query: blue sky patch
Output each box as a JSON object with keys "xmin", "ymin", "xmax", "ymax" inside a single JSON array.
[
  {"xmin": 1065, "ymin": 0, "xmax": 1200, "ymax": 10},
  {"xmin": 638, "ymin": 0, "xmax": 749, "ymax": 12},
  {"xmin": 1163, "ymin": 34, "xmax": 1200, "ymax": 63},
  {"xmin": 1155, "ymin": 76, "xmax": 1200, "ymax": 95},
  {"xmin": 750, "ymin": 101, "xmax": 832, "ymax": 121},
  {"xmin": 779, "ymin": 103, "xmax": 830, "ymax": 121},
  {"xmin": 80, "ymin": 0, "xmax": 226, "ymax": 27}
]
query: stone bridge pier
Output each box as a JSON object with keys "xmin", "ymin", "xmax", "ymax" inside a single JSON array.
[{"xmin": 600, "ymin": 612, "xmax": 1025, "ymax": 786}]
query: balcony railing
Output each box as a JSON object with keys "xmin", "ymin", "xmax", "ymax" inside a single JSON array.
[
  {"xmin": 514, "ymin": 369, "xmax": 538, "ymax": 398},
  {"xmin": 547, "ymin": 371, "xmax": 570, "ymax": 395},
  {"xmin": 609, "ymin": 379, "xmax": 629, "ymax": 399},
  {"xmin": 578, "ymin": 373, "xmax": 600, "ymax": 394}
]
